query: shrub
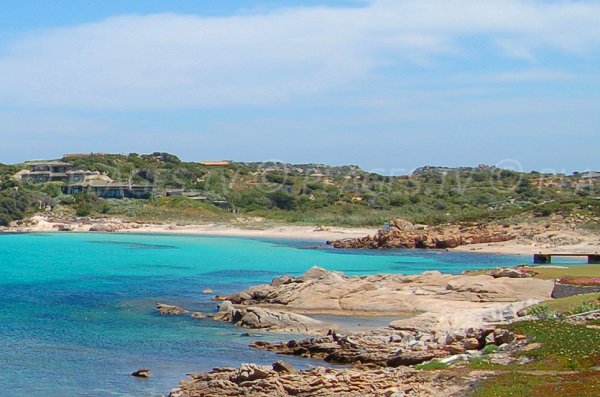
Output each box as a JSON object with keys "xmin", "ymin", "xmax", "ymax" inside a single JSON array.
[
  {"xmin": 268, "ymin": 190, "xmax": 297, "ymax": 210},
  {"xmin": 527, "ymin": 303, "xmax": 558, "ymax": 320}
]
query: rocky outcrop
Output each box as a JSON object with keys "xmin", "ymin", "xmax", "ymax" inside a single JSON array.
[
  {"xmin": 156, "ymin": 303, "xmax": 189, "ymax": 315},
  {"xmin": 89, "ymin": 222, "xmax": 126, "ymax": 232},
  {"xmin": 131, "ymin": 368, "xmax": 151, "ymax": 378},
  {"xmin": 250, "ymin": 325, "xmax": 515, "ymax": 368},
  {"xmin": 490, "ymin": 267, "xmax": 533, "ymax": 278},
  {"xmin": 216, "ymin": 267, "xmax": 554, "ymax": 331},
  {"xmin": 214, "ymin": 301, "xmax": 328, "ymax": 333},
  {"xmin": 328, "ymin": 220, "xmax": 515, "ymax": 249},
  {"xmin": 169, "ymin": 362, "xmax": 486, "ymax": 397}
]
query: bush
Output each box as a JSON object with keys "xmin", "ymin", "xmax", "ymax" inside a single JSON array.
[{"xmin": 268, "ymin": 190, "xmax": 297, "ymax": 210}]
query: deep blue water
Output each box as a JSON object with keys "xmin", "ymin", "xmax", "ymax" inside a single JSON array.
[{"xmin": 0, "ymin": 232, "xmax": 524, "ymax": 396}]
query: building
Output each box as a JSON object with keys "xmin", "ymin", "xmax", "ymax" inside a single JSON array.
[
  {"xmin": 199, "ymin": 161, "xmax": 231, "ymax": 167},
  {"xmin": 581, "ymin": 171, "xmax": 600, "ymax": 180},
  {"xmin": 64, "ymin": 179, "xmax": 154, "ymax": 199},
  {"xmin": 22, "ymin": 161, "xmax": 75, "ymax": 183},
  {"xmin": 19, "ymin": 161, "xmax": 155, "ymax": 199}
]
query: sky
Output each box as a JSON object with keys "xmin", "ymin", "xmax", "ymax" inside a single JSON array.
[{"xmin": 0, "ymin": 0, "xmax": 599, "ymax": 174}]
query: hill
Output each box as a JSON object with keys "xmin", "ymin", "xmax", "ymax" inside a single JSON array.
[{"xmin": 1, "ymin": 153, "xmax": 599, "ymax": 227}]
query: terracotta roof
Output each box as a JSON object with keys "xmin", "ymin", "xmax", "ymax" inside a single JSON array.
[{"xmin": 199, "ymin": 161, "xmax": 231, "ymax": 166}]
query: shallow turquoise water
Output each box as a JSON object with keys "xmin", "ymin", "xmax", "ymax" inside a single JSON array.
[{"xmin": 0, "ymin": 232, "xmax": 523, "ymax": 396}]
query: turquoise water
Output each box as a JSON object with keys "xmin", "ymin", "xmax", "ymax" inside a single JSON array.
[{"xmin": 0, "ymin": 232, "xmax": 523, "ymax": 396}]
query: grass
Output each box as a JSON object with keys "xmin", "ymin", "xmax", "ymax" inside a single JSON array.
[
  {"xmin": 472, "ymin": 371, "xmax": 600, "ymax": 397},
  {"xmin": 473, "ymin": 320, "xmax": 600, "ymax": 396},
  {"xmin": 508, "ymin": 321, "xmax": 600, "ymax": 370},
  {"xmin": 414, "ymin": 360, "xmax": 449, "ymax": 370},
  {"xmin": 531, "ymin": 264, "xmax": 600, "ymax": 279},
  {"xmin": 523, "ymin": 293, "xmax": 600, "ymax": 316},
  {"xmin": 482, "ymin": 344, "xmax": 499, "ymax": 355}
]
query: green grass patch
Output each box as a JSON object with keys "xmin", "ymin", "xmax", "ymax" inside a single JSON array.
[
  {"xmin": 523, "ymin": 293, "xmax": 600, "ymax": 316},
  {"xmin": 473, "ymin": 371, "xmax": 600, "ymax": 397},
  {"xmin": 482, "ymin": 344, "xmax": 499, "ymax": 355},
  {"xmin": 532, "ymin": 265, "xmax": 600, "ymax": 279},
  {"xmin": 414, "ymin": 360, "xmax": 449, "ymax": 370},
  {"xmin": 469, "ymin": 357, "xmax": 500, "ymax": 370},
  {"xmin": 509, "ymin": 320, "xmax": 600, "ymax": 370}
]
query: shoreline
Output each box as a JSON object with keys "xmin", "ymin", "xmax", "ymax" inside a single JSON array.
[
  {"xmin": 167, "ymin": 266, "xmax": 558, "ymax": 396},
  {"xmin": 1, "ymin": 215, "xmax": 378, "ymax": 242},
  {"xmin": 3, "ymin": 215, "xmax": 598, "ymax": 256}
]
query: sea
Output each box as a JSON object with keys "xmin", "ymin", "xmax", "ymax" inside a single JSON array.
[{"xmin": 0, "ymin": 232, "xmax": 524, "ymax": 396}]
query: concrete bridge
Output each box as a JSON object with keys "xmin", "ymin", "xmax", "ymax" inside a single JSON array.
[{"xmin": 534, "ymin": 253, "xmax": 600, "ymax": 264}]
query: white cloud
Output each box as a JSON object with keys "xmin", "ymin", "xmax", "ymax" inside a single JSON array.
[{"xmin": 0, "ymin": 0, "xmax": 598, "ymax": 110}]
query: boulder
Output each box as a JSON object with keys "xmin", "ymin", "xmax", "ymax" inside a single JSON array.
[
  {"xmin": 89, "ymin": 223, "xmax": 122, "ymax": 232},
  {"xmin": 299, "ymin": 266, "xmax": 330, "ymax": 281},
  {"xmin": 272, "ymin": 361, "xmax": 296, "ymax": 374},
  {"xmin": 386, "ymin": 351, "xmax": 438, "ymax": 367},
  {"xmin": 131, "ymin": 368, "xmax": 151, "ymax": 378},
  {"xmin": 213, "ymin": 301, "xmax": 242, "ymax": 322},
  {"xmin": 156, "ymin": 303, "xmax": 189, "ymax": 316},
  {"xmin": 493, "ymin": 329, "xmax": 515, "ymax": 345},
  {"xmin": 237, "ymin": 307, "xmax": 326, "ymax": 333},
  {"xmin": 235, "ymin": 364, "xmax": 272, "ymax": 382},
  {"xmin": 462, "ymin": 338, "xmax": 480, "ymax": 350},
  {"xmin": 389, "ymin": 218, "xmax": 414, "ymax": 231},
  {"xmin": 490, "ymin": 268, "xmax": 528, "ymax": 279},
  {"xmin": 271, "ymin": 275, "xmax": 296, "ymax": 287},
  {"xmin": 444, "ymin": 343, "xmax": 466, "ymax": 355}
]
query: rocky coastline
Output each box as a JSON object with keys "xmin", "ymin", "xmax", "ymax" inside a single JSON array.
[
  {"xmin": 328, "ymin": 219, "xmax": 516, "ymax": 249},
  {"xmin": 164, "ymin": 266, "xmax": 555, "ymax": 396}
]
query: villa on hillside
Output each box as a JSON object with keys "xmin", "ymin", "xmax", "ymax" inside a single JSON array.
[
  {"xmin": 21, "ymin": 161, "xmax": 76, "ymax": 183},
  {"xmin": 64, "ymin": 179, "xmax": 154, "ymax": 199},
  {"xmin": 18, "ymin": 161, "xmax": 155, "ymax": 199}
]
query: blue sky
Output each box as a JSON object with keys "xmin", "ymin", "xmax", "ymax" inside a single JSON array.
[{"xmin": 0, "ymin": 0, "xmax": 599, "ymax": 174}]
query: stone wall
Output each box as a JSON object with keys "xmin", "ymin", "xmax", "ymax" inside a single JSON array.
[{"xmin": 551, "ymin": 282, "xmax": 600, "ymax": 298}]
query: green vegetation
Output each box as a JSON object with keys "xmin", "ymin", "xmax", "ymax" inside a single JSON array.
[
  {"xmin": 482, "ymin": 344, "xmax": 499, "ymax": 355},
  {"xmin": 531, "ymin": 265, "xmax": 600, "ymax": 280},
  {"xmin": 522, "ymin": 293, "xmax": 600, "ymax": 318},
  {"xmin": 473, "ymin": 371, "xmax": 600, "ymax": 397},
  {"xmin": 414, "ymin": 359, "xmax": 449, "ymax": 370},
  {"xmin": 0, "ymin": 167, "xmax": 56, "ymax": 225},
  {"xmin": 473, "ymin": 318, "xmax": 600, "ymax": 396},
  {"xmin": 509, "ymin": 320, "xmax": 600, "ymax": 370},
  {"xmin": 2, "ymin": 154, "xmax": 600, "ymax": 226}
]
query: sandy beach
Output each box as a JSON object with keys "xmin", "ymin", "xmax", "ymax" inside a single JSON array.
[
  {"xmin": 4, "ymin": 215, "xmax": 599, "ymax": 256},
  {"xmin": 3, "ymin": 215, "xmax": 378, "ymax": 242},
  {"xmin": 124, "ymin": 223, "xmax": 379, "ymax": 241},
  {"xmin": 451, "ymin": 228, "xmax": 600, "ymax": 256}
]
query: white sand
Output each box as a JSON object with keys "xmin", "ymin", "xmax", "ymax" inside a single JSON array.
[
  {"xmin": 3, "ymin": 215, "xmax": 377, "ymax": 242},
  {"xmin": 5, "ymin": 215, "xmax": 599, "ymax": 255}
]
